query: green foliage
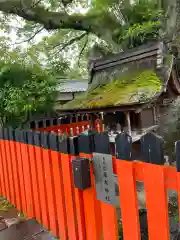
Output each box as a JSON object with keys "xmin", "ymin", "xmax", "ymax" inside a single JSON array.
[
  {"xmin": 0, "ymin": 61, "xmax": 57, "ymax": 128},
  {"xmin": 115, "ymin": 0, "xmax": 164, "ymax": 49},
  {"xmin": 119, "ymin": 20, "xmax": 163, "ymax": 49},
  {"xmin": 86, "ymin": 0, "xmax": 166, "ymax": 56}
]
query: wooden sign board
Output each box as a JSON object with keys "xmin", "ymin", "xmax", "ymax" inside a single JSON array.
[{"xmin": 92, "ymin": 153, "xmax": 116, "ymax": 206}]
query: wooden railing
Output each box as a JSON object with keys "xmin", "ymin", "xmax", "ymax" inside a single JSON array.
[{"xmin": 0, "ymin": 128, "xmax": 179, "ymax": 239}]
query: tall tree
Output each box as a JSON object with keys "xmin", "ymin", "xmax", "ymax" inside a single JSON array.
[
  {"xmin": 0, "ymin": 40, "xmax": 70, "ymax": 127},
  {"xmin": 0, "ymin": 0, "xmax": 177, "ymax": 51}
]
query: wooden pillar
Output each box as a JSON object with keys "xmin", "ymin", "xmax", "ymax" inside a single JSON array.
[
  {"xmin": 69, "ymin": 115, "xmax": 73, "ymax": 124},
  {"xmin": 100, "ymin": 112, "xmax": 104, "ymax": 120},
  {"xmin": 125, "ymin": 112, "xmax": 131, "ymax": 136},
  {"xmin": 153, "ymin": 106, "xmax": 157, "ymax": 125}
]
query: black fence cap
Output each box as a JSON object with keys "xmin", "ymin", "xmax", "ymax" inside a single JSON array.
[
  {"xmin": 140, "ymin": 133, "xmax": 164, "ymax": 165},
  {"xmin": 0, "ymin": 128, "xmax": 4, "ymax": 139},
  {"xmin": 23, "ymin": 131, "xmax": 29, "ymax": 144},
  {"xmin": 57, "ymin": 135, "xmax": 69, "ymax": 154},
  {"xmin": 14, "ymin": 129, "xmax": 21, "ymax": 142},
  {"xmin": 33, "ymin": 131, "xmax": 41, "ymax": 147},
  {"xmin": 94, "ymin": 132, "xmax": 111, "ymax": 154},
  {"xmin": 115, "ymin": 133, "xmax": 132, "ymax": 161},
  {"xmin": 19, "ymin": 130, "xmax": 25, "ymax": 143},
  {"xmin": 8, "ymin": 128, "xmax": 15, "ymax": 141},
  {"xmin": 49, "ymin": 133, "xmax": 58, "ymax": 151},
  {"xmin": 3, "ymin": 128, "xmax": 9, "ymax": 140},
  {"xmin": 78, "ymin": 131, "xmax": 95, "ymax": 154},
  {"xmin": 26, "ymin": 130, "xmax": 34, "ymax": 145},
  {"xmin": 40, "ymin": 131, "xmax": 50, "ymax": 149},
  {"xmin": 176, "ymin": 141, "xmax": 180, "ymax": 172},
  {"xmin": 69, "ymin": 136, "xmax": 79, "ymax": 156}
]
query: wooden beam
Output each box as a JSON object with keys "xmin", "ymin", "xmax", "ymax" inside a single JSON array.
[{"xmin": 125, "ymin": 112, "xmax": 131, "ymax": 136}]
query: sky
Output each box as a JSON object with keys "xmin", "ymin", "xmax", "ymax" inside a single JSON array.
[{"xmin": 0, "ymin": 1, "xmax": 90, "ymax": 48}]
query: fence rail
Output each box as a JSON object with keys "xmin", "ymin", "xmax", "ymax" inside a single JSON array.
[{"xmin": 0, "ymin": 127, "xmax": 179, "ymax": 239}]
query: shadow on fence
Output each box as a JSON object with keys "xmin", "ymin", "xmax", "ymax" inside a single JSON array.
[{"xmin": 0, "ymin": 127, "xmax": 179, "ymax": 239}]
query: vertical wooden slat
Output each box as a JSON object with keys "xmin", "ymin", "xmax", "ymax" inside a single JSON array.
[
  {"xmin": 4, "ymin": 128, "xmax": 15, "ymax": 205},
  {"xmin": 34, "ymin": 132, "xmax": 49, "ymax": 229},
  {"xmin": 19, "ymin": 131, "xmax": 30, "ymax": 215},
  {"xmin": 50, "ymin": 134, "xmax": 68, "ymax": 240},
  {"xmin": 115, "ymin": 133, "xmax": 140, "ymax": 240},
  {"xmin": 73, "ymin": 187, "xmax": 85, "ymax": 240},
  {"xmin": 61, "ymin": 152, "xmax": 78, "ymax": 239},
  {"xmin": 143, "ymin": 163, "xmax": 169, "ymax": 240},
  {"xmin": 41, "ymin": 132, "xmax": 58, "ymax": 235},
  {"xmin": 80, "ymin": 153, "xmax": 103, "ymax": 240},
  {"xmin": 175, "ymin": 141, "xmax": 180, "ymax": 226},
  {"xmin": 141, "ymin": 133, "xmax": 169, "ymax": 240},
  {"xmin": 1, "ymin": 130, "xmax": 10, "ymax": 200},
  {"xmin": 78, "ymin": 133, "xmax": 103, "ymax": 240},
  {"xmin": 0, "ymin": 129, "xmax": 6, "ymax": 197},
  {"xmin": 101, "ymin": 203, "xmax": 118, "ymax": 240},
  {"xmin": 14, "ymin": 130, "xmax": 26, "ymax": 211},
  {"xmin": 0, "ymin": 140, "xmax": 3, "ymax": 195},
  {"xmin": 27, "ymin": 131, "xmax": 42, "ymax": 222},
  {"xmin": 60, "ymin": 136, "xmax": 78, "ymax": 240},
  {"xmin": 93, "ymin": 132, "xmax": 118, "ymax": 240},
  {"xmin": 61, "ymin": 152, "xmax": 78, "ymax": 240},
  {"xmin": 8, "ymin": 129, "xmax": 16, "ymax": 206},
  {"xmin": 116, "ymin": 160, "xmax": 141, "ymax": 240},
  {"xmin": 9, "ymin": 129, "xmax": 21, "ymax": 211},
  {"xmin": 70, "ymin": 136, "xmax": 86, "ymax": 240},
  {"xmin": 22, "ymin": 131, "xmax": 35, "ymax": 218}
]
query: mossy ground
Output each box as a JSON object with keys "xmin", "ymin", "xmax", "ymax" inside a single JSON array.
[
  {"xmin": 0, "ymin": 197, "xmax": 26, "ymax": 220},
  {"xmin": 63, "ymin": 70, "xmax": 162, "ymax": 109},
  {"xmin": 0, "ymin": 198, "xmax": 14, "ymax": 212}
]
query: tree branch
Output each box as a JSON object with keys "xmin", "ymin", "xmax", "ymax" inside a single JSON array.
[
  {"xmin": 55, "ymin": 32, "xmax": 88, "ymax": 52},
  {"xmin": 0, "ymin": 0, "xmax": 120, "ymax": 49},
  {"xmin": 0, "ymin": 0, "xmax": 99, "ymax": 32},
  {"xmin": 78, "ymin": 35, "xmax": 88, "ymax": 66},
  {"xmin": 15, "ymin": 26, "xmax": 44, "ymax": 44}
]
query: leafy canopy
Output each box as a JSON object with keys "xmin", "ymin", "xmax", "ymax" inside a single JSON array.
[
  {"xmin": 0, "ymin": 0, "xmax": 175, "ymax": 61},
  {"xmin": 0, "ymin": 60, "xmax": 57, "ymax": 127}
]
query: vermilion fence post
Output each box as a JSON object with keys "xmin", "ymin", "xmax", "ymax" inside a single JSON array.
[
  {"xmin": 116, "ymin": 160, "xmax": 141, "ymax": 240},
  {"xmin": 34, "ymin": 131, "xmax": 49, "ymax": 229},
  {"xmin": 14, "ymin": 130, "xmax": 26, "ymax": 212},
  {"xmin": 70, "ymin": 136, "xmax": 86, "ymax": 240},
  {"xmin": 176, "ymin": 141, "xmax": 180, "ymax": 225},
  {"xmin": 93, "ymin": 132, "xmax": 118, "ymax": 240},
  {"xmin": 115, "ymin": 133, "xmax": 141, "ymax": 240},
  {"xmin": 49, "ymin": 133, "xmax": 68, "ymax": 239},
  {"xmin": 19, "ymin": 130, "xmax": 31, "ymax": 216},
  {"xmin": 141, "ymin": 133, "xmax": 169, "ymax": 240},
  {"xmin": 8, "ymin": 128, "xmax": 21, "ymax": 211},
  {"xmin": 4, "ymin": 128, "xmax": 15, "ymax": 205},
  {"xmin": 60, "ymin": 137, "xmax": 79, "ymax": 240},
  {"xmin": 1, "ymin": 128, "xmax": 11, "ymax": 200},
  {"xmin": 7, "ymin": 128, "xmax": 15, "ymax": 205},
  {"xmin": 27, "ymin": 131, "xmax": 42, "ymax": 222},
  {"xmin": 143, "ymin": 163, "xmax": 169, "ymax": 240},
  {"xmin": 78, "ymin": 132, "xmax": 103, "ymax": 240},
  {"xmin": 23, "ymin": 131, "xmax": 35, "ymax": 218},
  {"xmin": 0, "ymin": 128, "xmax": 6, "ymax": 197},
  {"xmin": 41, "ymin": 132, "xmax": 58, "ymax": 236}
]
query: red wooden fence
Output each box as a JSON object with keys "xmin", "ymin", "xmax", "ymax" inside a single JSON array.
[
  {"xmin": 37, "ymin": 121, "xmax": 91, "ymax": 135},
  {"xmin": 0, "ymin": 128, "xmax": 179, "ymax": 239}
]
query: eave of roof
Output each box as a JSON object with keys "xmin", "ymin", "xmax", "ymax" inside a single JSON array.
[{"xmin": 57, "ymin": 79, "xmax": 88, "ymax": 93}]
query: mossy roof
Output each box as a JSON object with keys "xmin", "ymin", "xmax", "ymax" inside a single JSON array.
[{"xmin": 63, "ymin": 70, "xmax": 162, "ymax": 109}]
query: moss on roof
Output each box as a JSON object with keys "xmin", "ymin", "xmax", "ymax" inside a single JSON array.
[{"xmin": 63, "ymin": 70, "xmax": 162, "ymax": 109}]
